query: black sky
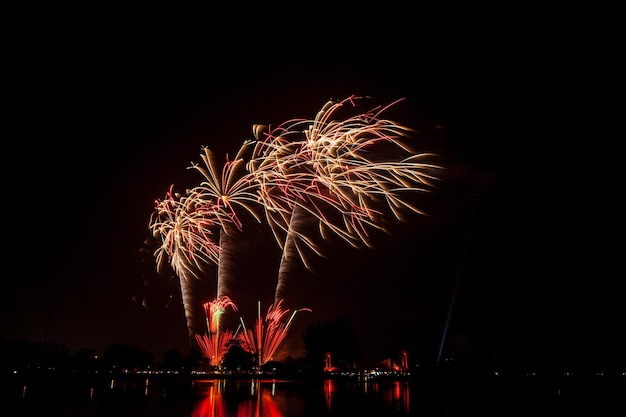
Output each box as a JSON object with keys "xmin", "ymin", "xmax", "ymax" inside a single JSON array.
[{"xmin": 3, "ymin": 10, "xmax": 621, "ymax": 368}]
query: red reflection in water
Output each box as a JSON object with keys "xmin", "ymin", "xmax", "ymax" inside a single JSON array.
[
  {"xmin": 379, "ymin": 381, "xmax": 410, "ymax": 414},
  {"xmin": 323, "ymin": 379, "xmax": 336, "ymax": 411},
  {"xmin": 395, "ymin": 381, "xmax": 410, "ymax": 414},
  {"xmin": 191, "ymin": 381, "xmax": 283, "ymax": 417},
  {"xmin": 323, "ymin": 379, "xmax": 410, "ymax": 414}
]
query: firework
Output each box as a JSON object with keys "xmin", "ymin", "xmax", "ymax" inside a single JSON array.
[
  {"xmin": 195, "ymin": 296, "xmax": 239, "ymax": 366},
  {"xmin": 149, "ymin": 95, "xmax": 441, "ymax": 360},
  {"xmin": 150, "ymin": 142, "xmax": 264, "ymax": 337},
  {"xmin": 188, "ymin": 142, "xmax": 266, "ymax": 300},
  {"xmin": 149, "ymin": 185, "xmax": 224, "ymax": 337},
  {"xmin": 247, "ymin": 95, "xmax": 442, "ymax": 305},
  {"xmin": 238, "ymin": 300, "xmax": 311, "ymax": 366},
  {"xmin": 150, "ymin": 185, "xmax": 222, "ymax": 279}
]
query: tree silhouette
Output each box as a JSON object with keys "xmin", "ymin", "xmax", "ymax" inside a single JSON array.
[
  {"xmin": 221, "ymin": 339, "xmax": 254, "ymax": 372},
  {"xmin": 104, "ymin": 344, "xmax": 154, "ymax": 371}
]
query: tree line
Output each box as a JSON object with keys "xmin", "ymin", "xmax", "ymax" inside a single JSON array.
[{"xmin": 1, "ymin": 315, "xmax": 360, "ymax": 376}]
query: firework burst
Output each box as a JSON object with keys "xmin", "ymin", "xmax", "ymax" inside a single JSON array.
[
  {"xmin": 247, "ymin": 95, "xmax": 443, "ymax": 305},
  {"xmin": 149, "ymin": 185, "xmax": 224, "ymax": 337},
  {"xmin": 195, "ymin": 296, "xmax": 240, "ymax": 366},
  {"xmin": 187, "ymin": 142, "xmax": 265, "ymax": 301},
  {"xmin": 238, "ymin": 300, "xmax": 311, "ymax": 366},
  {"xmin": 149, "ymin": 95, "xmax": 442, "ymax": 362}
]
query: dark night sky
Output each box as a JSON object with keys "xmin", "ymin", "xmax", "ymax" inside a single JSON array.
[{"xmin": 3, "ymin": 10, "xmax": 621, "ymax": 368}]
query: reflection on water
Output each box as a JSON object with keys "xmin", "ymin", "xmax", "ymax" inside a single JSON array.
[
  {"xmin": 324, "ymin": 379, "xmax": 334, "ymax": 411},
  {"xmin": 190, "ymin": 379, "xmax": 413, "ymax": 417},
  {"xmin": 191, "ymin": 380, "xmax": 410, "ymax": 417},
  {"xmin": 191, "ymin": 380, "xmax": 284, "ymax": 417},
  {"xmin": 322, "ymin": 379, "xmax": 411, "ymax": 415},
  {"xmin": 6, "ymin": 373, "xmax": 626, "ymax": 416}
]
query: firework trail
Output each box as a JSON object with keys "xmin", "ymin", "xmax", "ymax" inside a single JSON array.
[
  {"xmin": 150, "ymin": 186, "xmax": 223, "ymax": 338},
  {"xmin": 188, "ymin": 142, "xmax": 265, "ymax": 300},
  {"xmin": 238, "ymin": 300, "xmax": 311, "ymax": 366},
  {"xmin": 150, "ymin": 186, "xmax": 222, "ymax": 280},
  {"xmin": 248, "ymin": 95, "xmax": 442, "ymax": 306},
  {"xmin": 151, "ymin": 143, "xmax": 264, "ymax": 340},
  {"xmin": 185, "ymin": 143, "xmax": 269, "ymax": 358},
  {"xmin": 150, "ymin": 95, "xmax": 442, "ymax": 359},
  {"xmin": 149, "ymin": 145, "xmax": 258, "ymax": 336},
  {"xmin": 301, "ymin": 96, "xmax": 441, "ymax": 231},
  {"xmin": 248, "ymin": 125, "xmax": 363, "ymax": 306},
  {"xmin": 195, "ymin": 297, "xmax": 240, "ymax": 366}
]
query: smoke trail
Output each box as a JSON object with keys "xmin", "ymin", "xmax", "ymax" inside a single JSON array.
[
  {"xmin": 274, "ymin": 205, "xmax": 317, "ymax": 306},
  {"xmin": 178, "ymin": 272, "xmax": 208, "ymax": 340},
  {"xmin": 217, "ymin": 226, "xmax": 239, "ymax": 300}
]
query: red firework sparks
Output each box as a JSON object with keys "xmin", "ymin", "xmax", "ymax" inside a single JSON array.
[
  {"xmin": 195, "ymin": 296, "xmax": 238, "ymax": 366},
  {"xmin": 238, "ymin": 300, "xmax": 311, "ymax": 366}
]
